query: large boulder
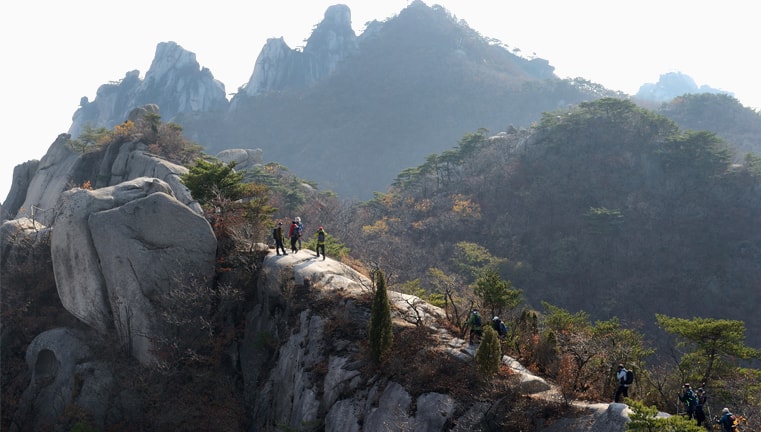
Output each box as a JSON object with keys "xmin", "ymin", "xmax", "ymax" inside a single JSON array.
[
  {"xmin": 51, "ymin": 177, "xmax": 216, "ymax": 364},
  {"xmin": 10, "ymin": 328, "xmax": 117, "ymax": 432}
]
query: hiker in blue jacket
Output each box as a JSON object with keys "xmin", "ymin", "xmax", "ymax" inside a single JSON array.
[{"xmin": 678, "ymin": 383, "xmax": 698, "ymax": 420}]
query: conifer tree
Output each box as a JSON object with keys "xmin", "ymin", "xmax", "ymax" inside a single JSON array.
[
  {"xmin": 369, "ymin": 270, "xmax": 394, "ymax": 364},
  {"xmin": 475, "ymin": 325, "xmax": 502, "ymax": 376}
]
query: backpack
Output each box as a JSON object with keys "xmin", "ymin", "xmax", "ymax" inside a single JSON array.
[
  {"xmin": 317, "ymin": 230, "xmax": 325, "ymax": 243},
  {"xmin": 624, "ymin": 369, "xmax": 634, "ymax": 385},
  {"xmin": 498, "ymin": 321, "xmax": 508, "ymax": 336},
  {"xmin": 729, "ymin": 414, "xmax": 739, "ymax": 430},
  {"xmin": 473, "ymin": 313, "xmax": 482, "ymax": 327}
]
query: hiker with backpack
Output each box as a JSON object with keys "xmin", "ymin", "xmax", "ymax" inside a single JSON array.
[
  {"xmin": 715, "ymin": 407, "xmax": 736, "ymax": 432},
  {"xmin": 492, "ymin": 316, "xmax": 508, "ymax": 339},
  {"xmin": 614, "ymin": 364, "xmax": 633, "ymax": 402},
  {"xmin": 679, "ymin": 383, "xmax": 698, "ymax": 420},
  {"xmin": 295, "ymin": 216, "xmax": 304, "ymax": 250},
  {"xmin": 273, "ymin": 221, "xmax": 287, "ymax": 255},
  {"xmin": 315, "ymin": 226, "xmax": 327, "ymax": 260},
  {"xmin": 695, "ymin": 387, "xmax": 707, "ymax": 427},
  {"xmin": 288, "ymin": 219, "xmax": 300, "ymax": 253},
  {"xmin": 466, "ymin": 309, "xmax": 483, "ymax": 345}
]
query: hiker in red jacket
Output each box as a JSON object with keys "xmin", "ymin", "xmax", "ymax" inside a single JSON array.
[{"xmin": 288, "ymin": 219, "xmax": 299, "ymax": 253}]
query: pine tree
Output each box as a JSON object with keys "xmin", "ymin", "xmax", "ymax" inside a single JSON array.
[
  {"xmin": 369, "ymin": 270, "xmax": 394, "ymax": 364},
  {"xmin": 475, "ymin": 325, "xmax": 502, "ymax": 376}
]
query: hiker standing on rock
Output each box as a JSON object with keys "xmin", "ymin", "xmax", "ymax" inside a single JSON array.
[
  {"xmin": 614, "ymin": 364, "xmax": 631, "ymax": 403},
  {"xmin": 295, "ymin": 216, "xmax": 304, "ymax": 250},
  {"xmin": 466, "ymin": 309, "xmax": 482, "ymax": 345},
  {"xmin": 273, "ymin": 221, "xmax": 287, "ymax": 255},
  {"xmin": 289, "ymin": 219, "xmax": 300, "ymax": 253},
  {"xmin": 315, "ymin": 226, "xmax": 327, "ymax": 260}
]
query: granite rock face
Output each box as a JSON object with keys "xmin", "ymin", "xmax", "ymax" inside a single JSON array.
[{"xmin": 69, "ymin": 41, "xmax": 228, "ymax": 139}]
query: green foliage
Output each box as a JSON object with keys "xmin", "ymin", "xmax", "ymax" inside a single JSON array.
[
  {"xmin": 656, "ymin": 314, "xmax": 760, "ymax": 387},
  {"xmin": 342, "ymin": 96, "xmax": 761, "ymax": 360},
  {"xmin": 584, "ymin": 207, "xmax": 624, "ymax": 235},
  {"xmin": 472, "ymin": 269, "xmax": 522, "ymax": 318},
  {"xmin": 626, "ymin": 400, "xmax": 703, "ymax": 431},
  {"xmin": 452, "ymin": 242, "xmax": 506, "ymax": 282},
  {"xmin": 68, "ymin": 124, "xmax": 110, "ymax": 153},
  {"xmin": 368, "ymin": 270, "xmax": 394, "ymax": 364},
  {"xmin": 70, "ymin": 422, "xmax": 97, "ymax": 432},
  {"xmin": 181, "ymin": 158, "xmax": 247, "ymax": 205},
  {"xmin": 475, "ymin": 325, "xmax": 502, "ymax": 377}
]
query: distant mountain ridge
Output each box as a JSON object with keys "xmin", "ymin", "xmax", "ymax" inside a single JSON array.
[{"xmin": 65, "ymin": 1, "xmax": 751, "ymax": 200}]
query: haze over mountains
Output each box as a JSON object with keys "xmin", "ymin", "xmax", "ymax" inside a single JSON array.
[{"xmin": 52, "ymin": 1, "xmax": 751, "ymax": 203}]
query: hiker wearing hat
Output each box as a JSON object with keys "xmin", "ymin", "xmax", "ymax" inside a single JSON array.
[
  {"xmin": 273, "ymin": 221, "xmax": 287, "ymax": 255},
  {"xmin": 466, "ymin": 309, "xmax": 483, "ymax": 345},
  {"xmin": 491, "ymin": 316, "xmax": 508, "ymax": 339},
  {"xmin": 715, "ymin": 407, "xmax": 734, "ymax": 432},
  {"xmin": 315, "ymin": 226, "xmax": 327, "ymax": 260},
  {"xmin": 678, "ymin": 383, "xmax": 698, "ymax": 420},
  {"xmin": 695, "ymin": 387, "xmax": 707, "ymax": 426}
]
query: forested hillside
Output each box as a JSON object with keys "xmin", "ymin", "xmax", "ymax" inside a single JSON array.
[
  {"xmin": 342, "ymin": 98, "xmax": 761, "ymax": 349},
  {"xmin": 657, "ymin": 93, "xmax": 761, "ymax": 161}
]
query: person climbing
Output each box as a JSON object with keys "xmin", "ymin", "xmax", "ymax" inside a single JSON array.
[
  {"xmin": 695, "ymin": 387, "xmax": 707, "ymax": 427},
  {"xmin": 492, "ymin": 316, "xmax": 507, "ymax": 339},
  {"xmin": 273, "ymin": 221, "xmax": 286, "ymax": 255},
  {"xmin": 614, "ymin": 364, "xmax": 631, "ymax": 403},
  {"xmin": 295, "ymin": 216, "xmax": 304, "ymax": 250},
  {"xmin": 715, "ymin": 407, "xmax": 734, "ymax": 432},
  {"xmin": 679, "ymin": 383, "xmax": 698, "ymax": 420},
  {"xmin": 466, "ymin": 309, "xmax": 482, "ymax": 345},
  {"xmin": 315, "ymin": 226, "xmax": 327, "ymax": 260},
  {"xmin": 288, "ymin": 219, "xmax": 300, "ymax": 253}
]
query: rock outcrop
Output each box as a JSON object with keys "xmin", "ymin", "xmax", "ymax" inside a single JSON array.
[
  {"xmin": 69, "ymin": 41, "xmax": 228, "ymax": 139},
  {"xmin": 635, "ymin": 71, "xmax": 732, "ymax": 104},
  {"xmin": 4, "ymin": 105, "xmax": 202, "ymax": 222},
  {"xmin": 50, "ymin": 178, "xmax": 216, "ymax": 364},
  {"xmin": 8, "ymin": 242, "xmax": 641, "ymax": 431},
  {"xmin": 235, "ymin": 4, "xmax": 358, "ymax": 98}
]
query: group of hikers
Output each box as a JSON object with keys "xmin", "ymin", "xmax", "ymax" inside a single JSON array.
[
  {"xmin": 616, "ymin": 367, "xmax": 741, "ymax": 430},
  {"xmin": 272, "ymin": 217, "xmax": 327, "ymax": 260},
  {"xmin": 465, "ymin": 309, "xmax": 508, "ymax": 345},
  {"xmin": 465, "ymin": 310, "xmax": 742, "ymax": 430},
  {"xmin": 675, "ymin": 383, "xmax": 742, "ymax": 431}
]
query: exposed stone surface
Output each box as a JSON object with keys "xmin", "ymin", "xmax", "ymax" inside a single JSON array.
[
  {"xmin": 69, "ymin": 41, "xmax": 228, "ymax": 138},
  {"xmin": 10, "ymin": 328, "xmax": 112, "ymax": 432},
  {"xmin": 50, "ymin": 177, "xmax": 215, "ymax": 364},
  {"xmin": 9, "ymin": 242, "xmax": 644, "ymax": 431},
  {"xmin": 237, "ymin": 4, "xmax": 358, "ymax": 98},
  {"xmin": 215, "ymin": 148, "xmax": 263, "ymax": 172},
  {"xmin": 4, "ymin": 105, "xmax": 202, "ymax": 222},
  {"xmin": 12, "ymin": 134, "xmax": 81, "ymax": 225},
  {"xmin": 89, "ymin": 191, "xmax": 216, "ymax": 364}
]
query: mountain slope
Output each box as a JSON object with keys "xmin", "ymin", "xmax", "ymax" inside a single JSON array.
[
  {"xmin": 203, "ymin": 2, "xmax": 617, "ymax": 199},
  {"xmin": 343, "ymin": 98, "xmax": 761, "ymax": 349}
]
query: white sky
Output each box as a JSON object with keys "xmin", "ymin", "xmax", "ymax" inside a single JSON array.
[{"xmin": 1, "ymin": 0, "xmax": 758, "ymax": 202}]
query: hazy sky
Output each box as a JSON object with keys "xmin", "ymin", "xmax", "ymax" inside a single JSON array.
[{"xmin": 1, "ymin": 0, "xmax": 758, "ymax": 202}]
